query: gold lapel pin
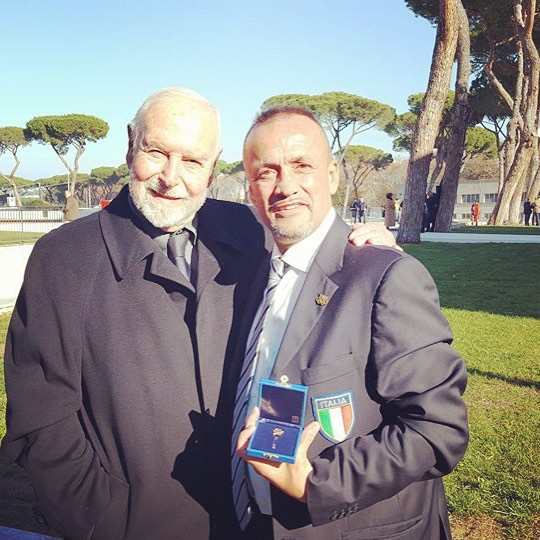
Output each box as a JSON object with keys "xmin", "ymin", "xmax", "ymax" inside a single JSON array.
[{"xmin": 315, "ymin": 293, "xmax": 330, "ymax": 306}]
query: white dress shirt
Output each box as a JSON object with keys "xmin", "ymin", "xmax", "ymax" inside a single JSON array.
[{"xmin": 246, "ymin": 207, "xmax": 337, "ymax": 513}]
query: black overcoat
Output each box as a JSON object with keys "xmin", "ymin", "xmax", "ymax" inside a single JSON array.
[{"xmin": 2, "ymin": 187, "xmax": 268, "ymax": 539}]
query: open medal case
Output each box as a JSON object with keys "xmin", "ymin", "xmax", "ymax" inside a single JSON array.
[{"xmin": 246, "ymin": 376, "xmax": 308, "ymax": 463}]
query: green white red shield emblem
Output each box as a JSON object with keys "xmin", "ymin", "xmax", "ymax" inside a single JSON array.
[{"xmin": 311, "ymin": 391, "xmax": 355, "ymax": 443}]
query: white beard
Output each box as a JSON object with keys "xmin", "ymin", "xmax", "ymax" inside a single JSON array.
[{"xmin": 129, "ymin": 175, "xmax": 206, "ymax": 229}]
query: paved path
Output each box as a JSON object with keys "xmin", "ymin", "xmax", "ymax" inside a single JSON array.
[
  {"xmin": 1, "ymin": 231, "xmax": 539, "ymax": 310},
  {"xmin": 411, "ymin": 231, "xmax": 540, "ymax": 243}
]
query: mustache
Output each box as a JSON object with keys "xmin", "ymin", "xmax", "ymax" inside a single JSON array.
[
  {"xmin": 269, "ymin": 197, "xmax": 310, "ymax": 212},
  {"xmin": 129, "ymin": 169, "xmax": 188, "ymax": 199}
]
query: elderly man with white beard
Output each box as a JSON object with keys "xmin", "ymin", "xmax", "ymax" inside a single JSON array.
[{"xmin": 2, "ymin": 88, "xmax": 398, "ymax": 540}]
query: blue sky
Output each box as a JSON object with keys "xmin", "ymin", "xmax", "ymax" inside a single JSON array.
[{"xmin": 1, "ymin": 0, "xmax": 437, "ymax": 180}]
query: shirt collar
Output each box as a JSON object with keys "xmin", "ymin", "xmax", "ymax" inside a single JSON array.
[{"xmin": 276, "ymin": 208, "xmax": 336, "ymax": 273}]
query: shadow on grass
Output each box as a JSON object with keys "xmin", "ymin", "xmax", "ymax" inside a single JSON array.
[
  {"xmin": 404, "ymin": 243, "xmax": 540, "ymax": 320},
  {"xmin": 468, "ymin": 368, "xmax": 540, "ymax": 390}
]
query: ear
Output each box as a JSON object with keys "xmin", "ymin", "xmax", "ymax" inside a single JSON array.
[
  {"xmin": 247, "ymin": 178, "xmax": 259, "ymax": 206},
  {"xmin": 208, "ymin": 147, "xmax": 223, "ymax": 187},
  {"xmin": 126, "ymin": 125, "xmax": 135, "ymax": 167},
  {"xmin": 328, "ymin": 160, "xmax": 339, "ymax": 195}
]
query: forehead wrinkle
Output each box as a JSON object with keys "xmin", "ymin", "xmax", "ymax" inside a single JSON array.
[{"xmin": 139, "ymin": 104, "xmax": 219, "ymax": 161}]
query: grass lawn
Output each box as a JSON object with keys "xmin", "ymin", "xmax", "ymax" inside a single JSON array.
[
  {"xmin": 0, "ymin": 243, "xmax": 539, "ymax": 538},
  {"xmin": 405, "ymin": 243, "xmax": 540, "ymax": 539},
  {"xmin": 0, "ymin": 231, "xmax": 46, "ymax": 245}
]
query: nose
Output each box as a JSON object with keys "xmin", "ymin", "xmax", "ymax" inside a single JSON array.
[
  {"xmin": 160, "ymin": 155, "xmax": 183, "ymax": 188},
  {"xmin": 275, "ymin": 167, "xmax": 299, "ymax": 197}
]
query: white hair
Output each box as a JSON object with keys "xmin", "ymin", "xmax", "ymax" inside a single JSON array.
[{"xmin": 129, "ymin": 87, "xmax": 221, "ymax": 152}]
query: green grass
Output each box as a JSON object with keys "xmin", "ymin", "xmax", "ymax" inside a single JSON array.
[
  {"xmin": 1, "ymin": 243, "xmax": 539, "ymax": 538},
  {"xmin": 0, "ymin": 231, "xmax": 46, "ymax": 245},
  {"xmin": 452, "ymin": 225, "xmax": 540, "ymax": 235},
  {"xmin": 405, "ymin": 243, "xmax": 539, "ymax": 318},
  {"xmin": 403, "ymin": 243, "xmax": 540, "ymax": 539}
]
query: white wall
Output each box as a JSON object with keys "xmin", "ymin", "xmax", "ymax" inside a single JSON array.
[{"xmin": 0, "ymin": 244, "xmax": 34, "ymax": 309}]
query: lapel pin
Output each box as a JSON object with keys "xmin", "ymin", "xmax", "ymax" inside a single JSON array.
[{"xmin": 315, "ymin": 293, "xmax": 330, "ymax": 306}]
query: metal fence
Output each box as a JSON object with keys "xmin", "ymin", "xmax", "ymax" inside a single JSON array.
[{"xmin": 0, "ymin": 206, "xmax": 64, "ymax": 245}]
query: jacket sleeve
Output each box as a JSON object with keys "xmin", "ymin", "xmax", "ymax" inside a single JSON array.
[
  {"xmin": 1, "ymin": 239, "xmax": 128, "ymax": 539},
  {"xmin": 306, "ymin": 255, "xmax": 468, "ymax": 525}
]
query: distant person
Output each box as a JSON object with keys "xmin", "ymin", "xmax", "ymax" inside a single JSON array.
[
  {"xmin": 349, "ymin": 197, "xmax": 360, "ymax": 223},
  {"xmin": 524, "ymin": 200, "xmax": 532, "ymax": 226},
  {"xmin": 421, "ymin": 198, "xmax": 429, "ymax": 233},
  {"xmin": 383, "ymin": 192, "xmax": 396, "ymax": 229},
  {"xmin": 426, "ymin": 191, "xmax": 439, "ymax": 232},
  {"xmin": 471, "ymin": 201, "xmax": 481, "ymax": 226},
  {"xmin": 358, "ymin": 196, "xmax": 367, "ymax": 223},
  {"xmin": 62, "ymin": 190, "xmax": 79, "ymax": 222},
  {"xmin": 533, "ymin": 194, "xmax": 540, "ymax": 226},
  {"xmin": 394, "ymin": 198, "xmax": 401, "ymax": 223}
]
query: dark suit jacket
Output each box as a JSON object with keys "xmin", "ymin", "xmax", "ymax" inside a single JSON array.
[
  {"xmin": 2, "ymin": 187, "xmax": 268, "ymax": 539},
  {"xmin": 243, "ymin": 217, "xmax": 468, "ymax": 540}
]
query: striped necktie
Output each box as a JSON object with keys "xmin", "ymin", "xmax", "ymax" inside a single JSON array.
[
  {"xmin": 231, "ymin": 256, "xmax": 285, "ymax": 530},
  {"xmin": 167, "ymin": 230, "xmax": 191, "ymax": 279}
]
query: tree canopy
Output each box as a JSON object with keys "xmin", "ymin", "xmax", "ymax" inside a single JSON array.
[
  {"xmin": 0, "ymin": 126, "xmax": 31, "ymax": 205},
  {"xmin": 342, "ymin": 145, "xmax": 393, "ymax": 198},
  {"xmin": 25, "ymin": 114, "xmax": 109, "ymax": 193},
  {"xmin": 262, "ymin": 92, "xmax": 395, "ymax": 157},
  {"xmin": 405, "ymin": 0, "xmax": 540, "ymax": 224},
  {"xmin": 215, "ymin": 160, "xmax": 244, "ymax": 176},
  {"xmin": 86, "ymin": 164, "xmax": 129, "ymax": 203}
]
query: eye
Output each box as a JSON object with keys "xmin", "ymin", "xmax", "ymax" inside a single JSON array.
[
  {"xmin": 184, "ymin": 158, "xmax": 202, "ymax": 166},
  {"xmin": 295, "ymin": 162, "xmax": 312, "ymax": 171},
  {"xmin": 256, "ymin": 168, "xmax": 275, "ymax": 181},
  {"xmin": 146, "ymin": 148, "xmax": 166, "ymax": 158}
]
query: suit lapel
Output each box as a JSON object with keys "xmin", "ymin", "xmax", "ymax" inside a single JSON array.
[
  {"xmin": 100, "ymin": 186, "xmax": 196, "ymax": 292},
  {"xmin": 195, "ymin": 199, "xmax": 247, "ymax": 300},
  {"xmin": 271, "ymin": 218, "xmax": 350, "ymax": 378}
]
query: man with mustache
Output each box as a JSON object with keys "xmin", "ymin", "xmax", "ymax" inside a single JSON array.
[
  {"xmin": 2, "ymin": 88, "xmax": 397, "ymax": 539},
  {"xmin": 234, "ymin": 107, "xmax": 468, "ymax": 539}
]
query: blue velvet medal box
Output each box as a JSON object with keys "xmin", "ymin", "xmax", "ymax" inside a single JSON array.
[{"xmin": 247, "ymin": 376, "xmax": 308, "ymax": 463}]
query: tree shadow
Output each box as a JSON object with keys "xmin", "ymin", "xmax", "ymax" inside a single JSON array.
[{"xmin": 467, "ymin": 367, "xmax": 540, "ymax": 390}]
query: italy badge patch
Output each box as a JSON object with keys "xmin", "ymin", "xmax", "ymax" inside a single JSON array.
[{"xmin": 311, "ymin": 391, "xmax": 355, "ymax": 443}]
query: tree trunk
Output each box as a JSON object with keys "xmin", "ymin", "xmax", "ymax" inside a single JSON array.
[
  {"xmin": 527, "ymin": 140, "xmax": 540, "ymax": 200},
  {"xmin": 340, "ymin": 160, "xmax": 353, "ymax": 219},
  {"xmin": 1, "ymin": 150, "xmax": 23, "ymax": 206},
  {"xmin": 435, "ymin": 0, "xmax": 471, "ymax": 232},
  {"xmin": 1, "ymin": 173, "xmax": 22, "ymax": 206},
  {"xmin": 398, "ymin": 0, "xmax": 459, "ymax": 243},
  {"xmin": 509, "ymin": 166, "xmax": 528, "ymax": 221},
  {"xmin": 342, "ymin": 181, "xmax": 351, "ymax": 220},
  {"xmin": 497, "ymin": 140, "xmax": 505, "ymax": 193},
  {"xmin": 71, "ymin": 143, "xmax": 85, "ymax": 195},
  {"xmin": 427, "ymin": 146, "xmax": 446, "ymax": 192},
  {"xmin": 489, "ymin": 0, "xmax": 539, "ymax": 224}
]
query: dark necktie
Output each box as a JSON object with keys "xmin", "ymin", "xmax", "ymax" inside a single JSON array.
[
  {"xmin": 167, "ymin": 230, "xmax": 191, "ymax": 279},
  {"xmin": 231, "ymin": 256, "xmax": 285, "ymax": 529}
]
